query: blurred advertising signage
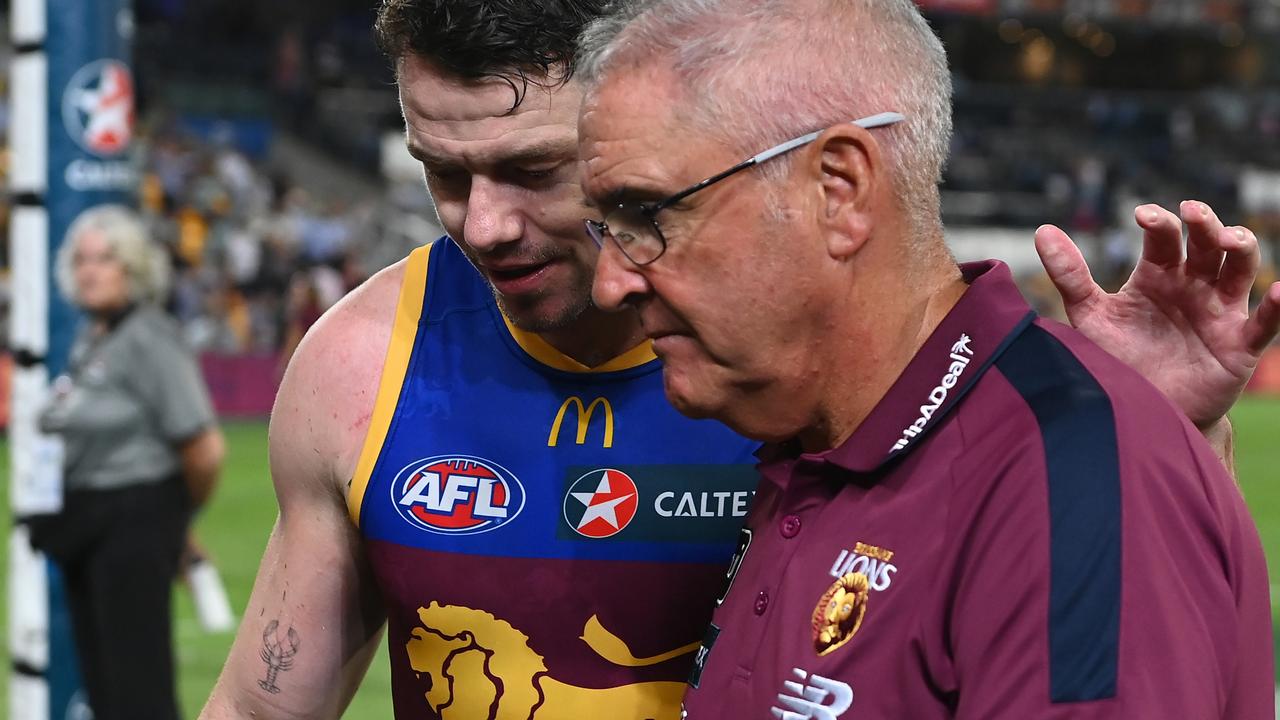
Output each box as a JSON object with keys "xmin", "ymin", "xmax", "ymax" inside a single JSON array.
[
  {"xmin": 45, "ymin": 0, "xmax": 139, "ymax": 376},
  {"xmin": 62, "ymin": 59, "xmax": 133, "ymax": 156},
  {"xmin": 998, "ymin": 0, "xmax": 1245, "ymax": 22},
  {"xmin": 916, "ymin": 0, "xmax": 996, "ymax": 12},
  {"xmin": 56, "ymin": 58, "xmax": 137, "ymax": 192}
]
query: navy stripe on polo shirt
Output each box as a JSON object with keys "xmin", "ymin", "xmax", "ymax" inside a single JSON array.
[{"xmin": 997, "ymin": 324, "xmax": 1121, "ymax": 703}]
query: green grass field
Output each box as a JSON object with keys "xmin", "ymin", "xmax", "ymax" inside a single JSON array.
[
  {"xmin": 169, "ymin": 421, "xmax": 396, "ymax": 717},
  {"xmin": 0, "ymin": 421, "xmax": 395, "ymax": 718},
  {"xmin": 1, "ymin": 398, "xmax": 1278, "ymax": 717}
]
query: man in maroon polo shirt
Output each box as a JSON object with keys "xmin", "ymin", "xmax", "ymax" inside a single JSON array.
[{"xmin": 576, "ymin": 0, "xmax": 1275, "ymax": 717}]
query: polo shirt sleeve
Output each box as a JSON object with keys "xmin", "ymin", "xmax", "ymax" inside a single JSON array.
[
  {"xmin": 942, "ymin": 423, "xmax": 1251, "ymax": 720},
  {"xmin": 126, "ymin": 313, "xmax": 216, "ymax": 443}
]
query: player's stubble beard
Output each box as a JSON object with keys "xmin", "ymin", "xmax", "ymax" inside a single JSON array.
[{"xmin": 489, "ymin": 258, "xmax": 596, "ymax": 333}]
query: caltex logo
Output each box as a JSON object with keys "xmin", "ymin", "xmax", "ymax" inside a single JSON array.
[
  {"xmin": 392, "ymin": 455, "xmax": 525, "ymax": 535},
  {"xmin": 62, "ymin": 59, "xmax": 135, "ymax": 156},
  {"xmin": 563, "ymin": 468, "xmax": 640, "ymax": 539}
]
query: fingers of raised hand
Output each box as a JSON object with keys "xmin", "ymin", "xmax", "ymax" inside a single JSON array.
[
  {"xmin": 1180, "ymin": 200, "xmax": 1232, "ymax": 282},
  {"xmin": 1034, "ymin": 224, "xmax": 1100, "ymax": 310},
  {"xmin": 1244, "ymin": 282, "xmax": 1280, "ymax": 356},
  {"xmin": 1134, "ymin": 203, "xmax": 1184, "ymax": 270},
  {"xmin": 1215, "ymin": 225, "xmax": 1261, "ymax": 306},
  {"xmin": 1142, "ymin": 200, "xmax": 1262, "ymax": 306}
]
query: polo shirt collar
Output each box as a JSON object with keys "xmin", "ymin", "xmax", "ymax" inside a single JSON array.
[{"xmin": 757, "ymin": 260, "xmax": 1035, "ymax": 483}]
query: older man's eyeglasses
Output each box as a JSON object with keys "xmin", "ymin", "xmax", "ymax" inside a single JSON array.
[{"xmin": 584, "ymin": 112, "xmax": 904, "ymax": 266}]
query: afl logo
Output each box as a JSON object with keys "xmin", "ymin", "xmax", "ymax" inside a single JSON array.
[
  {"xmin": 392, "ymin": 455, "xmax": 525, "ymax": 535},
  {"xmin": 62, "ymin": 59, "xmax": 135, "ymax": 156},
  {"xmin": 563, "ymin": 469, "xmax": 639, "ymax": 539}
]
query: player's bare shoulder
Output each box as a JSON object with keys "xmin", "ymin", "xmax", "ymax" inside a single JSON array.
[{"xmin": 268, "ymin": 253, "xmax": 414, "ymax": 499}]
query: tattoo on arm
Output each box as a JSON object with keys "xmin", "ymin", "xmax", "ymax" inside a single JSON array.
[{"xmin": 258, "ymin": 620, "xmax": 302, "ymax": 694}]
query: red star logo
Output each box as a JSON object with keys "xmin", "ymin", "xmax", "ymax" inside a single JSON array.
[
  {"xmin": 68, "ymin": 62, "xmax": 134, "ymax": 155},
  {"xmin": 567, "ymin": 469, "xmax": 640, "ymax": 538}
]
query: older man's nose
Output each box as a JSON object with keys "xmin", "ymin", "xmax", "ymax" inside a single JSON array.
[{"xmin": 592, "ymin": 238, "xmax": 651, "ymax": 312}]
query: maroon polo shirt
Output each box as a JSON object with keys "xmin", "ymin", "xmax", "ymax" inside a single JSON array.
[{"xmin": 682, "ymin": 261, "xmax": 1272, "ymax": 719}]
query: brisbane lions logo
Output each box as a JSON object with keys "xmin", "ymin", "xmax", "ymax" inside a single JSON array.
[
  {"xmin": 392, "ymin": 455, "xmax": 525, "ymax": 535},
  {"xmin": 812, "ymin": 572, "xmax": 870, "ymax": 656},
  {"xmin": 405, "ymin": 603, "xmax": 697, "ymax": 720}
]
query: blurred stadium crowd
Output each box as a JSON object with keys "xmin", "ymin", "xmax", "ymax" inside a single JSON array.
[
  {"xmin": 2, "ymin": 0, "xmax": 1280, "ymax": 385},
  {"xmin": 131, "ymin": 126, "xmax": 414, "ymax": 360}
]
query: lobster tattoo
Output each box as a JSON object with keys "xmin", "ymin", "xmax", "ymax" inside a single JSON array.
[{"xmin": 258, "ymin": 620, "xmax": 301, "ymax": 694}]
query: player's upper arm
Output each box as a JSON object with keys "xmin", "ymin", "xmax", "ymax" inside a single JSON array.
[{"xmin": 200, "ymin": 260, "xmax": 408, "ymax": 720}]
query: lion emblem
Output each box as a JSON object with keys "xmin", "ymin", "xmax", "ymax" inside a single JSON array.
[
  {"xmin": 812, "ymin": 572, "xmax": 870, "ymax": 656},
  {"xmin": 405, "ymin": 602, "xmax": 697, "ymax": 719}
]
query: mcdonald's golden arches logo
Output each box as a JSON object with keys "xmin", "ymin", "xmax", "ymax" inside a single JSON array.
[{"xmin": 548, "ymin": 396, "xmax": 614, "ymax": 448}]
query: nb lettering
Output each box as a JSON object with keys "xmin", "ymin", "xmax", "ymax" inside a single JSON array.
[{"xmin": 772, "ymin": 668, "xmax": 853, "ymax": 720}]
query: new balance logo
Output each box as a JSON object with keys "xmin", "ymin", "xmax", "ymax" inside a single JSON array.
[{"xmin": 771, "ymin": 668, "xmax": 853, "ymax": 720}]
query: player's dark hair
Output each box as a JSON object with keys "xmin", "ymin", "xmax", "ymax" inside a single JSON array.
[{"xmin": 374, "ymin": 0, "xmax": 614, "ymax": 109}]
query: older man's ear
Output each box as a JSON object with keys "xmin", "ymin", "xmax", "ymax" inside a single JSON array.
[{"xmin": 813, "ymin": 127, "xmax": 881, "ymax": 261}]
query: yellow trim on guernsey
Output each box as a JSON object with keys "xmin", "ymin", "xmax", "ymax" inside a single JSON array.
[
  {"xmin": 501, "ymin": 314, "xmax": 656, "ymax": 372},
  {"xmin": 347, "ymin": 244, "xmax": 432, "ymax": 527}
]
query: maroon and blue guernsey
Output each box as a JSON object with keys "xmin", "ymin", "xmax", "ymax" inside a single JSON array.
[
  {"xmin": 348, "ymin": 238, "xmax": 760, "ymax": 720},
  {"xmin": 682, "ymin": 261, "xmax": 1273, "ymax": 719}
]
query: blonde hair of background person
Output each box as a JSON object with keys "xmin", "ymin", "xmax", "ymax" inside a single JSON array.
[{"xmin": 56, "ymin": 203, "xmax": 171, "ymax": 307}]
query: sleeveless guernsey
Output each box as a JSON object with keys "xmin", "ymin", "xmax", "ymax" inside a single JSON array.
[{"xmin": 350, "ymin": 239, "xmax": 760, "ymax": 720}]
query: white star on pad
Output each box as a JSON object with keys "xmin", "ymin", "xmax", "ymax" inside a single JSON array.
[
  {"xmin": 571, "ymin": 472, "xmax": 635, "ymax": 530},
  {"xmin": 74, "ymin": 66, "xmax": 131, "ymax": 150}
]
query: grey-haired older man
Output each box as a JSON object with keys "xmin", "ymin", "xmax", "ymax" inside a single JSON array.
[{"xmin": 579, "ymin": 1, "xmax": 1274, "ymax": 718}]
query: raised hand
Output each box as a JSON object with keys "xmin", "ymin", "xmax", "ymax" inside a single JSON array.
[{"xmin": 1034, "ymin": 200, "xmax": 1280, "ymax": 430}]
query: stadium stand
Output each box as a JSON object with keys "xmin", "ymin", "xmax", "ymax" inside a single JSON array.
[{"xmin": 1, "ymin": 0, "xmax": 1279, "ymax": 416}]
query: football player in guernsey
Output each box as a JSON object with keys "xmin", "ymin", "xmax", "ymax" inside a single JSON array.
[{"xmin": 199, "ymin": 2, "xmax": 1280, "ymax": 719}]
